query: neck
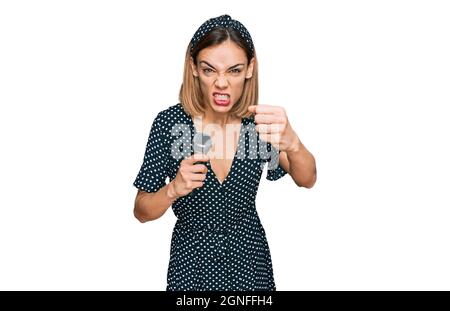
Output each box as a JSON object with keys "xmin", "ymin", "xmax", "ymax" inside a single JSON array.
[
  {"xmin": 193, "ymin": 106, "xmax": 241, "ymax": 135},
  {"xmin": 201, "ymin": 106, "xmax": 238, "ymax": 127}
]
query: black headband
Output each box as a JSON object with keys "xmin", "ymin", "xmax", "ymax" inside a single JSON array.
[{"xmin": 189, "ymin": 14, "xmax": 254, "ymax": 57}]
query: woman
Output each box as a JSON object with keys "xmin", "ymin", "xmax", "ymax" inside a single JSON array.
[{"xmin": 133, "ymin": 14, "xmax": 316, "ymax": 291}]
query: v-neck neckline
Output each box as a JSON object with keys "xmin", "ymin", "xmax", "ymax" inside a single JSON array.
[{"xmin": 188, "ymin": 112, "xmax": 244, "ymax": 187}]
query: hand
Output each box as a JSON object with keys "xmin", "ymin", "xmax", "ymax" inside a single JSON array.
[
  {"xmin": 168, "ymin": 153, "xmax": 209, "ymax": 199},
  {"xmin": 248, "ymin": 104, "xmax": 301, "ymax": 152}
]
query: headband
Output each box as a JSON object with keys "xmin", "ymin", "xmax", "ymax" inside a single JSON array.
[{"xmin": 189, "ymin": 14, "xmax": 254, "ymax": 57}]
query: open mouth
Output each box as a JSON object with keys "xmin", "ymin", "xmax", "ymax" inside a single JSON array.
[{"xmin": 213, "ymin": 92, "xmax": 230, "ymax": 106}]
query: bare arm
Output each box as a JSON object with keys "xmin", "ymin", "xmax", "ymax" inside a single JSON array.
[
  {"xmin": 133, "ymin": 153, "xmax": 209, "ymax": 223},
  {"xmin": 279, "ymin": 137, "xmax": 317, "ymax": 188},
  {"xmin": 134, "ymin": 182, "xmax": 179, "ymax": 222}
]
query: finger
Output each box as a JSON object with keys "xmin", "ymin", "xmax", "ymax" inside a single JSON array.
[
  {"xmin": 184, "ymin": 153, "xmax": 210, "ymax": 164},
  {"xmin": 248, "ymin": 105, "xmax": 257, "ymax": 113},
  {"xmin": 190, "ymin": 164, "xmax": 208, "ymax": 173},
  {"xmin": 255, "ymin": 123, "xmax": 284, "ymax": 134},
  {"xmin": 254, "ymin": 114, "xmax": 284, "ymax": 124},
  {"xmin": 185, "ymin": 180, "xmax": 205, "ymax": 189},
  {"xmin": 259, "ymin": 133, "xmax": 281, "ymax": 144},
  {"xmin": 191, "ymin": 181, "xmax": 205, "ymax": 189},
  {"xmin": 248, "ymin": 104, "xmax": 280, "ymax": 115},
  {"xmin": 187, "ymin": 172, "xmax": 207, "ymax": 182}
]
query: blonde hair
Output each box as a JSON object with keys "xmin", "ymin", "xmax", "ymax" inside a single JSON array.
[{"xmin": 178, "ymin": 28, "xmax": 258, "ymax": 119}]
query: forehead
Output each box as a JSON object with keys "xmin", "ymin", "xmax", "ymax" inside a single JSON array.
[{"xmin": 197, "ymin": 40, "xmax": 247, "ymax": 66}]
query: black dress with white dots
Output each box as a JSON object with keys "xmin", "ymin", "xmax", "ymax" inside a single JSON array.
[{"xmin": 133, "ymin": 103, "xmax": 288, "ymax": 291}]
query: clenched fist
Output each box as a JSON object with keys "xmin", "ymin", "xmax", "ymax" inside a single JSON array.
[{"xmin": 248, "ymin": 104, "xmax": 301, "ymax": 152}]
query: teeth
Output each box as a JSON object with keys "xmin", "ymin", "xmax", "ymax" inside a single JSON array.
[{"xmin": 214, "ymin": 94, "xmax": 229, "ymax": 100}]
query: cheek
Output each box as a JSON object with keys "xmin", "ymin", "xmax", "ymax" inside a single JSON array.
[
  {"xmin": 230, "ymin": 79, "xmax": 246, "ymax": 98},
  {"xmin": 198, "ymin": 78, "xmax": 212, "ymax": 93}
]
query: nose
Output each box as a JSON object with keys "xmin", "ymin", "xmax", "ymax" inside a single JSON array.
[{"xmin": 214, "ymin": 74, "xmax": 228, "ymax": 88}]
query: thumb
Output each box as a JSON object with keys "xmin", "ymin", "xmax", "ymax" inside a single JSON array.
[{"xmin": 248, "ymin": 105, "xmax": 257, "ymax": 113}]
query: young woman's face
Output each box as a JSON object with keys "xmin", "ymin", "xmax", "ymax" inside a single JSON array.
[{"xmin": 190, "ymin": 39, "xmax": 255, "ymax": 115}]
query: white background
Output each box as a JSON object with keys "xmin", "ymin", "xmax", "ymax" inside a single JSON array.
[{"xmin": 1, "ymin": 0, "xmax": 449, "ymax": 290}]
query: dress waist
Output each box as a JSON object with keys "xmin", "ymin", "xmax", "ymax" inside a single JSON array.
[{"xmin": 174, "ymin": 219, "xmax": 239, "ymax": 234}]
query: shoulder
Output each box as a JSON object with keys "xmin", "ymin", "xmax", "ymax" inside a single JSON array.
[
  {"xmin": 157, "ymin": 102, "xmax": 186, "ymax": 119},
  {"xmin": 241, "ymin": 114, "xmax": 257, "ymax": 137},
  {"xmin": 153, "ymin": 103, "xmax": 190, "ymax": 132},
  {"xmin": 242, "ymin": 113, "xmax": 256, "ymax": 127}
]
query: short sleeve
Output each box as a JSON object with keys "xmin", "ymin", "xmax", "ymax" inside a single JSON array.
[
  {"xmin": 265, "ymin": 142, "xmax": 288, "ymax": 181},
  {"xmin": 133, "ymin": 112, "xmax": 170, "ymax": 193}
]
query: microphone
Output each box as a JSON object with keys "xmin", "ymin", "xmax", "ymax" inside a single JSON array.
[
  {"xmin": 191, "ymin": 132, "xmax": 212, "ymax": 189},
  {"xmin": 193, "ymin": 132, "xmax": 212, "ymax": 156},
  {"xmin": 192, "ymin": 132, "xmax": 212, "ymax": 168}
]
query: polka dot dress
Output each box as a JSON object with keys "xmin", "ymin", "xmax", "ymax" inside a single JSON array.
[{"xmin": 133, "ymin": 103, "xmax": 288, "ymax": 291}]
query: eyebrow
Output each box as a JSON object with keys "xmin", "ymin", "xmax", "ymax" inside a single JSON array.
[{"xmin": 199, "ymin": 61, "xmax": 245, "ymax": 70}]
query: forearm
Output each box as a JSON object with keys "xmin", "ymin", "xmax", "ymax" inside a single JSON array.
[
  {"xmin": 134, "ymin": 181, "xmax": 179, "ymax": 222},
  {"xmin": 285, "ymin": 138, "xmax": 317, "ymax": 188}
]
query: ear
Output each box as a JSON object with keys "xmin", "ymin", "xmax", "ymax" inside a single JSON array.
[
  {"xmin": 245, "ymin": 57, "xmax": 255, "ymax": 79},
  {"xmin": 190, "ymin": 56, "xmax": 199, "ymax": 77}
]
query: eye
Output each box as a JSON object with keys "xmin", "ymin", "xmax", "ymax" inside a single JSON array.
[
  {"xmin": 203, "ymin": 68, "xmax": 213, "ymax": 73},
  {"xmin": 230, "ymin": 68, "xmax": 241, "ymax": 74}
]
